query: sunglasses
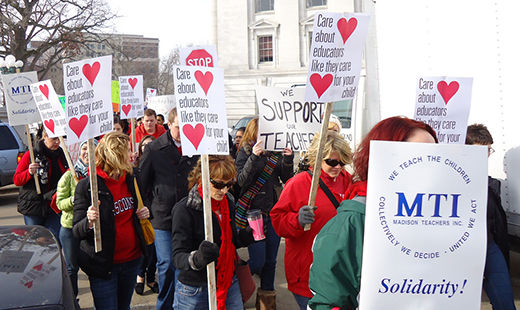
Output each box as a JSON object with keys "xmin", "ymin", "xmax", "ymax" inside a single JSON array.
[
  {"xmin": 210, "ymin": 179, "xmax": 235, "ymax": 190},
  {"xmin": 324, "ymin": 158, "xmax": 346, "ymax": 167}
]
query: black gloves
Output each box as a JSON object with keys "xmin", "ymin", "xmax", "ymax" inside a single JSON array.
[
  {"xmin": 298, "ymin": 205, "xmax": 316, "ymax": 228},
  {"xmin": 238, "ymin": 226, "xmax": 255, "ymax": 246},
  {"xmin": 191, "ymin": 240, "xmax": 220, "ymax": 270}
]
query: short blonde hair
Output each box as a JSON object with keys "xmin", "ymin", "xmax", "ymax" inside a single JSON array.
[
  {"xmin": 307, "ymin": 130, "xmax": 352, "ymax": 168},
  {"xmin": 95, "ymin": 132, "xmax": 133, "ymax": 178}
]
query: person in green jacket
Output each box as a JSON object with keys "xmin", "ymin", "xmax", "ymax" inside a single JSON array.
[
  {"xmin": 309, "ymin": 116, "xmax": 438, "ymax": 310},
  {"xmin": 56, "ymin": 140, "xmax": 96, "ymax": 297}
]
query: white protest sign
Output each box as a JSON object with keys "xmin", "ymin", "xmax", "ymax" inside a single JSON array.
[
  {"xmin": 30, "ymin": 80, "xmax": 67, "ymax": 138},
  {"xmin": 305, "ymin": 13, "xmax": 370, "ymax": 102},
  {"xmin": 63, "ymin": 56, "xmax": 113, "ymax": 144},
  {"xmin": 2, "ymin": 71, "xmax": 41, "ymax": 126},
  {"xmin": 179, "ymin": 45, "xmax": 218, "ymax": 68},
  {"xmin": 414, "ymin": 77, "xmax": 473, "ymax": 144},
  {"xmin": 119, "ymin": 75, "xmax": 144, "ymax": 119},
  {"xmin": 173, "ymin": 66, "xmax": 228, "ymax": 156},
  {"xmin": 147, "ymin": 95, "xmax": 176, "ymax": 117},
  {"xmin": 145, "ymin": 87, "xmax": 157, "ymax": 101},
  {"xmin": 256, "ymin": 86, "xmax": 323, "ymax": 151},
  {"xmin": 359, "ymin": 141, "xmax": 487, "ymax": 310}
]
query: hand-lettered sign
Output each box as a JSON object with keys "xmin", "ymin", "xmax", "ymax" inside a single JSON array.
[
  {"xmin": 31, "ymin": 80, "xmax": 67, "ymax": 138},
  {"xmin": 63, "ymin": 55, "xmax": 113, "ymax": 144},
  {"xmin": 305, "ymin": 13, "xmax": 370, "ymax": 103},
  {"xmin": 256, "ymin": 86, "xmax": 322, "ymax": 151},
  {"xmin": 119, "ymin": 75, "xmax": 144, "ymax": 119},
  {"xmin": 413, "ymin": 77, "xmax": 473, "ymax": 144},
  {"xmin": 360, "ymin": 141, "xmax": 487, "ymax": 310},
  {"xmin": 1, "ymin": 71, "xmax": 41, "ymax": 126},
  {"xmin": 173, "ymin": 66, "xmax": 228, "ymax": 156}
]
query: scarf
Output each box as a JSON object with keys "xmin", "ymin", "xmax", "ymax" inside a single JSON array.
[
  {"xmin": 346, "ymin": 181, "xmax": 368, "ymax": 200},
  {"xmin": 198, "ymin": 184, "xmax": 236, "ymax": 310},
  {"xmin": 74, "ymin": 159, "xmax": 88, "ymax": 179}
]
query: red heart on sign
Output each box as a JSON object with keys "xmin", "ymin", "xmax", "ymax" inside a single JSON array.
[
  {"xmin": 337, "ymin": 17, "xmax": 357, "ymax": 44},
  {"xmin": 33, "ymin": 264, "xmax": 43, "ymax": 271},
  {"xmin": 194, "ymin": 71, "xmax": 213, "ymax": 95},
  {"xmin": 122, "ymin": 104, "xmax": 132, "ymax": 115},
  {"xmin": 44, "ymin": 119, "xmax": 55, "ymax": 134},
  {"xmin": 82, "ymin": 62, "xmax": 101, "ymax": 86},
  {"xmin": 183, "ymin": 123, "xmax": 205, "ymax": 150},
  {"xmin": 128, "ymin": 78, "xmax": 138, "ymax": 89},
  {"xmin": 39, "ymin": 84, "xmax": 50, "ymax": 99},
  {"xmin": 150, "ymin": 89, "xmax": 155, "ymax": 93},
  {"xmin": 437, "ymin": 81, "xmax": 459, "ymax": 104},
  {"xmin": 69, "ymin": 115, "xmax": 89, "ymax": 138},
  {"xmin": 310, "ymin": 73, "xmax": 333, "ymax": 99},
  {"xmin": 24, "ymin": 281, "xmax": 33, "ymax": 288}
]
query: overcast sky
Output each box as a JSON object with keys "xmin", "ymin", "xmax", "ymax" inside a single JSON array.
[{"xmin": 108, "ymin": 0, "xmax": 213, "ymax": 58}]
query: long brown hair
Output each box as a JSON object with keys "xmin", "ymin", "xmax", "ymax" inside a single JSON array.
[
  {"xmin": 188, "ymin": 155, "xmax": 236, "ymax": 189},
  {"xmin": 238, "ymin": 117, "xmax": 258, "ymax": 150}
]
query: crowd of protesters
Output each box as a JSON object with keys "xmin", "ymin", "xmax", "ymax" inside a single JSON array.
[{"xmin": 13, "ymin": 106, "xmax": 516, "ymax": 310}]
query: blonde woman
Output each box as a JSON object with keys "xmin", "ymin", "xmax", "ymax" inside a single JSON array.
[
  {"xmin": 73, "ymin": 132, "xmax": 150, "ymax": 310},
  {"xmin": 270, "ymin": 131, "xmax": 352, "ymax": 310}
]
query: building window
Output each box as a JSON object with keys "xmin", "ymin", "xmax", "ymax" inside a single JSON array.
[
  {"xmin": 306, "ymin": 0, "xmax": 326, "ymax": 8},
  {"xmin": 258, "ymin": 36, "xmax": 273, "ymax": 63},
  {"xmin": 256, "ymin": 0, "xmax": 274, "ymax": 12}
]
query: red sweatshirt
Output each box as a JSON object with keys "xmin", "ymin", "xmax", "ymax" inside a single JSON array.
[
  {"xmin": 135, "ymin": 123, "xmax": 166, "ymax": 143},
  {"xmin": 97, "ymin": 167, "xmax": 141, "ymax": 264}
]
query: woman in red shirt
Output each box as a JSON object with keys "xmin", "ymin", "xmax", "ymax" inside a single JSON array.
[{"xmin": 73, "ymin": 132, "xmax": 150, "ymax": 310}]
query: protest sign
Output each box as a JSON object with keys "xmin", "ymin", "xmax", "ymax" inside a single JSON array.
[
  {"xmin": 145, "ymin": 87, "xmax": 157, "ymax": 102},
  {"xmin": 119, "ymin": 75, "xmax": 144, "ymax": 119},
  {"xmin": 147, "ymin": 95, "xmax": 176, "ymax": 118},
  {"xmin": 112, "ymin": 80, "xmax": 120, "ymax": 113},
  {"xmin": 58, "ymin": 96, "xmax": 66, "ymax": 112},
  {"xmin": 305, "ymin": 13, "xmax": 370, "ymax": 102},
  {"xmin": 256, "ymin": 86, "xmax": 322, "ymax": 151},
  {"xmin": 173, "ymin": 66, "xmax": 228, "ymax": 156},
  {"xmin": 63, "ymin": 55, "xmax": 113, "ymax": 144},
  {"xmin": 30, "ymin": 80, "xmax": 67, "ymax": 138},
  {"xmin": 1, "ymin": 71, "xmax": 41, "ymax": 126},
  {"xmin": 179, "ymin": 45, "xmax": 218, "ymax": 67},
  {"xmin": 414, "ymin": 77, "xmax": 473, "ymax": 144},
  {"xmin": 359, "ymin": 141, "xmax": 487, "ymax": 310}
]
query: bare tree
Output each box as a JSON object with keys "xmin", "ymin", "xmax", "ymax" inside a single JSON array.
[
  {"xmin": 157, "ymin": 48, "xmax": 180, "ymax": 95},
  {"xmin": 0, "ymin": 0, "xmax": 117, "ymax": 78}
]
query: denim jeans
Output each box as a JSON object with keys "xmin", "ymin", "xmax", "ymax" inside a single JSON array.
[
  {"xmin": 483, "ymin": 242, "xmax": 516, "ymax": 310},
  {"xmin": 89, "ymin": 256, "xmax": 143, "ymax": 310},
  {"xmin": 292, "ymin": 293, "xmax": 310, "ymax": 310},
  {"xmin": 24, "ymin": 212, "xmax": 61, "ymax": 246},
  {"xmin": 247, "ymin": 216, "xmax": 280, "ymax": 290},
  {"xmin": 138, "ymin": 243, "xmax": 157, "ymax": 283},
  {"xmin": 155, "ymin": 229, "xmax": 176, "ymax": 309},
  {"xmin": 173, "ymin": 276, "xmax": 243, "ymax": 310},
  {"xmin": 59, "ymin": 227, "xmax": 79, "ymax": 296}
]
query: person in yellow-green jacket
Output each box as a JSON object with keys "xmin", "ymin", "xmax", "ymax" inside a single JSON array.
[{"xmin": 56, "ymin": 140, "xmax": 96, "ymax": 298}]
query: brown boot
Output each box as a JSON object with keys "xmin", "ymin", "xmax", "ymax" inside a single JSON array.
[{"xmin": 255, "ymin": 289, "xmax": 276, "ymax": 310}]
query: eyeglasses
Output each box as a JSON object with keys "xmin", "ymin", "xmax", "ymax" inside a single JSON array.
[
  {"xmin": 488, "ymin": 147, "xmax": 495, "ymax": 155},
  {"xmin": 210, "ymin": 179, "xmax": 235, "ymax": 190},
  {"xmin": 324, "ymin": 158, "xmax": 346, "ymax": 167}
]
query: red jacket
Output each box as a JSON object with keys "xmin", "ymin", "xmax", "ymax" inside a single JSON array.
[
  {"xmin": 135, "ymin": 124, "xmax": 166, "ymax": 143},
  {"xmin": 270, "ymin": 169, "xmax": 351, "ymax": 297}
]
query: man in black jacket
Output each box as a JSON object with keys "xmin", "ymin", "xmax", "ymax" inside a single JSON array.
[{"xmin": 139, "ymin": 108, "xmax": 198, "ymax": 309}]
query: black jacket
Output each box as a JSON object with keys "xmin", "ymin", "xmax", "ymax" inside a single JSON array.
[
  {"xmin": 72, "ymin": 173, "xmax": 146, "ymax": 279},
  {"xmin": 139, "ymin": 131, "xmax": 198, "ymax": 230},
  {"xmin": 16, "ymin": 140, "xmax": 67, "ymax": 217},
  {"xmin": 487, "ymin": 177, "xmax": 510, "ymax": 267},
  {"xmin": 235, "ymin": 144, "xmax": 294, "ymax": 212},
  {"xmin": 171, "ymin": 185, "xmax": 253, "ymax": 287}
]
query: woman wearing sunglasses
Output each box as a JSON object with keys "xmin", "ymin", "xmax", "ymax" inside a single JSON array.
[
  {"xmin": 270, "ymin": 130, "xmax": 352, "ymax": 310},
  {"xmin": 308, "ymin": 116, "xmax": 437, "ymax": 310},
  {"xmin": 171, "ymin": 155, "xmax": 254, "ymax": 310}
]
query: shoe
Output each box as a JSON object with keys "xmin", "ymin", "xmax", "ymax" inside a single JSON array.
[
  {"xmin": 135, "ymin": 282, "xmax": 144, "ymax": 295},
  {"xmin": 256, "ymin": 289, "xmax": 276, "ymax": 310},
  {"xmin": 147, "ymin": 282, "xmax": 159, "ymax": 294}
]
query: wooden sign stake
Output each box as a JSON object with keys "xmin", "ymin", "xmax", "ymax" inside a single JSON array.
[
  {"xmin": 59, "ymin": 137, "xmax": 78, "ymax": 184},
  {"xmin": 201, "ymin": 154, "xmax": 217, "ymax": 310},
  {"xmin": 25, "ymin": 125, "xmax": 41, "ymax": 194},
  {"xmin": 87, "ymin": 138, "xmax": 102, "ymax": 252},
  {"xmin": 304, "ymin": 101, "xmax": 334, "ymax": 231},
  {"xmin": 130, "ymin": 118, "xmax": 136, "ymax": 152}
]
